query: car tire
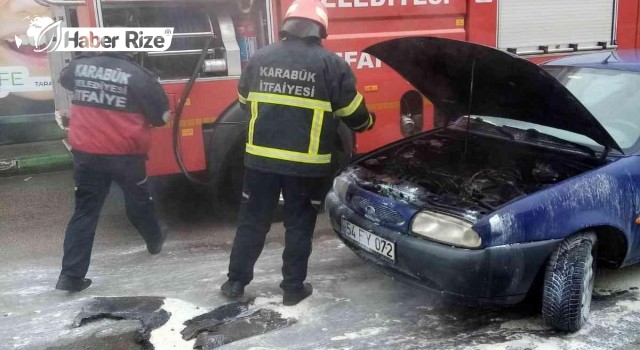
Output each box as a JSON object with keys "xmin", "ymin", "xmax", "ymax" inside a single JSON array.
[{"xmin": 542, "ymin": 232, "xmax": 597, "ymax": 332}]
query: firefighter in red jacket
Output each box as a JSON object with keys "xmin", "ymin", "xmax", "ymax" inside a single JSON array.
[
  {"xmin": 221, "ymin": 0, "xmax": 375, "ymax": 305},
  {"xmin": 55, "ymin": 53, "xmax": 170, "ymax": 292}
]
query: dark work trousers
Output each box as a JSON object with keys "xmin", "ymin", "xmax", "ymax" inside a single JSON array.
[
  {"xmin": 228, "ymin": 167, "xmax": 325, "ymax": 291},
  {"xmin": 61, "ymin": 151, "xmax": 163, "ymax": 279}
]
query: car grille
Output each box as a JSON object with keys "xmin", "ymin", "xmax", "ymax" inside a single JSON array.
[{"xmin": 349, "ymin": 195, "xmax": 405, "ymax": 225}]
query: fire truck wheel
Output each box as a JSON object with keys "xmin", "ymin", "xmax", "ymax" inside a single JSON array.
[
  {"xmin": 215, "ymin": 124, "xmax": 352, "ymax": 215},
  {"xmin": 218, "ymin": 137, "xmax": 246, "ymax": 213}
]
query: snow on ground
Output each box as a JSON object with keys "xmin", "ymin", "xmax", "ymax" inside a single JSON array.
[
  {"xmin": 469, "ymin": 337, "xmax": 589, "ymax": 350},
  {"xmin": 150, "ymin": 298, "xmax": 206, "ymax": 350},
  {"xmin": 252, "ymin": 295, "xmax": 312, "ymax": 321},
  {"xmin": 331, "ymin": 327, "xmax": 387, "ymax": 341},
  {"xmin": 3, "ymin": 236, "xmax": 640, "ymax": 349}
]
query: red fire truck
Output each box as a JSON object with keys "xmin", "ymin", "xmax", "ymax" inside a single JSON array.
[{"xmin": 43, "ymin": 0, "xmax": 640, "ymax": 201}]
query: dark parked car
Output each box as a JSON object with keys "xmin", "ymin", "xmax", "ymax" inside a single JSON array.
[{"xmin": 326, "ymin": 37, "xmax": 640, "ymax": 332}]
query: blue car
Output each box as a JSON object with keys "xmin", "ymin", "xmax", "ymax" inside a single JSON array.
[{"xmin": 326, "ymin": 37, "xmax": 640, "ymax": 332}]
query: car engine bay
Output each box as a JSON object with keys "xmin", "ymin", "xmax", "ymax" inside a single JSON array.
[{"xmin": 351, "ymin": 131, "xmax": 602, "ymax": 219}]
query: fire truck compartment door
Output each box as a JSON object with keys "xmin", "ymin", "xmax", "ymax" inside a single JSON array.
[{"xmin": 498, "ymin": 0, "xmax": 617, "ymax": 54}]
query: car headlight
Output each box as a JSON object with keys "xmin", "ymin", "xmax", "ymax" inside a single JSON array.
[
  {"xmin": 411, "ymin": 211, "xmax": 482, "ymax": 248},
  {"xmin": 332, "ymin": 174, "xmax": 351, "ymax": 204}
]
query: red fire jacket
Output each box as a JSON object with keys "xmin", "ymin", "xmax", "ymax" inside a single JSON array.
[{"xmin": 60, "ymin": 53, "xmax": 169, "ymax": 155}]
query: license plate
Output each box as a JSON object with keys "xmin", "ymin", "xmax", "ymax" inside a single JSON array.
[{"xmin": 341, "ymin": 218, "xmax": 395, "ymax": 262}]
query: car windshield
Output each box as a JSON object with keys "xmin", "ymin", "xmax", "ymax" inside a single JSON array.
[
  {"xmin": 544, "ymin": 66, "xmax": 640, "ymax": 152},
  {"xmin": 464, "ymin": 67, "xmax": 640, "ymax": 154}
]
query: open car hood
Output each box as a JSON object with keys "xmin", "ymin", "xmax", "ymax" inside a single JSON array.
[{"xmin": 364, "ymin": 37, "xmax": 622, "ymax": 153}]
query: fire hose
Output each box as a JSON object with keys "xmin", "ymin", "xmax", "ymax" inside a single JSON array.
[{"xmin": 171, "ymin": 38, "xmax": 214, "ymax": 185}]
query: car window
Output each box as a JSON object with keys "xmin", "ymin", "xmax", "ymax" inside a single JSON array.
[{"xmin": 543, "ymin": 67, "xmax": 640, "ymax": 152}]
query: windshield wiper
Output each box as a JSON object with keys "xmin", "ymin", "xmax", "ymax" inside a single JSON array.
[
  {"xmin": 468, "ymin": 117, "xmax": 515, "ymax": 140},
  {"xmin": 517, "ymin": 127, "xmax": 597, "ymax": 157}
]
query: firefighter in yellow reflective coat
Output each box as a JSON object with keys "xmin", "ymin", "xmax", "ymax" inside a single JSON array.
[{"xmin": 221, "ymin": 0, "xmax": 374, "ymax": 306}]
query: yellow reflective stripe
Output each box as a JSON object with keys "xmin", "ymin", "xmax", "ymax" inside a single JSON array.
[
  {"xmin": 246, "ymin": 144, "xmax": 331, "ymax": 164},
  {"xmin": 248, "ymin": 101, "xmax": 259, "ymax": 144},
  {"xmin": 247, "ymin": 92, "xmax": 332, "ymax": 112},
  {"xmin": 308, "ymin": 109, "xmax": 324, "ymax": 155},
  {"xmin": 366, "ymin": 114, "xmax": 374, "ymax": 129},
  {"xmin": 335, "ymin": 92, "xmax": 363, "ymax": 117},
  {"xmin": 238, "ymin": 92, "xmax": 247, "ymax": 104}
]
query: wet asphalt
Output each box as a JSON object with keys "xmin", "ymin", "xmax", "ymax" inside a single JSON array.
[{"xmin": 3, "ymin": 170, "xmax": 640, "ymax": 349}]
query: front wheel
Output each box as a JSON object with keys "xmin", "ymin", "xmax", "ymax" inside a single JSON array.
[{"xmin": 542, "ymin": 232, "xmax": 597, "ymax": 332}]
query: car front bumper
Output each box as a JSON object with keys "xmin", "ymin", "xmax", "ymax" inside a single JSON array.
[{"xmin": 326, "ymin": 191, "xmax": 561, "ymax": 306}]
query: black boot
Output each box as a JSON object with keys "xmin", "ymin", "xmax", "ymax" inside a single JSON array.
[
  {"xmin": 147, "ymin": 228, "xmax": 168, "ymax": 255},
  {"xmin": 55, "ymin": 275, "xmax": 92, "ymax": 292},
  {"xmin": 283, "ymin": 283, "xmax": 313, "ymax": 306},
  {"xmin": 221, "ymin": 280, "xmax": 245, "ymax": 298}
]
